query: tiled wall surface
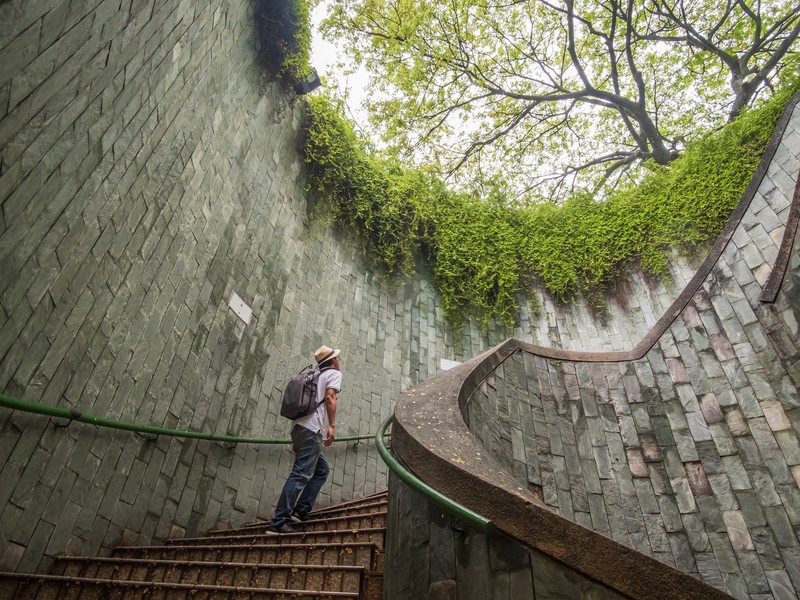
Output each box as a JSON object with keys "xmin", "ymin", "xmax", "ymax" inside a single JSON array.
[
  {"xmin": 386, "ymin": 472, "xmax": 629, "ymax": 600},
  {"xmin": 464, "ymin": 104, "xmax": 800, "ymax": 599},
  {"xmin": 0, "ymin": 0, "xmax": 466, "ymax": 572},
  {"xmin": 2, "ymin": 0, "xmax": 796, "ymax": 594}
]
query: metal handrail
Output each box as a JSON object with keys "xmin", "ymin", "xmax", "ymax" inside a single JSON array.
[
  {"xmin": 374, "ymin": 414, "xmax": 494, "ymax": 533},
  {"xmin": 1, "ymin": 392, "xmax": 490, "ymax": 531},
  {"xmin": 0, "ymin": 393, "xmax": 373, "ymax": 445}
]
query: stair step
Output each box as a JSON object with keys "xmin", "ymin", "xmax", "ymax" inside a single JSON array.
[
  {"xmin": 364, "ymin": 571, "xmax": 384, "ymax": 600},
  {"xmin": 112, "ymin": 541, "xmax": 383, "ymax": 570},
  {"xmin": 295, "ymin": 511, "xmax": 387, "ymax": 533},
  {"xmin": 0, "ymin": 572, "xmax": 361, "ymax": 599},
  {"xmin": 212, "ymin": 511, "xmax": 387, "ymax": 536},
  {"xmin": 165, "ymin": 527, "xmax": 387, "ymax": 550},
  {"xmin": 0, "ymin": 492, "xmax": 386, "ymax": 599},
  {"xmin": 317, "ymin": 491, "xmax": 387, "ymax": 512},
  {"xmin": 306, "ymin": 498, "xmax": 388, "ymax": 519},
  {"xmin": 49, "ymin": 557, "xmax": 364, "ymax": 592},
  {"xmin": 284, "ymin": 493, "xmax": 387, "ymax": 519}
]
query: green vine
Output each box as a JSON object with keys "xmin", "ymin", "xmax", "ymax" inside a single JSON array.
[
  {"xmin": 301, "ymin": 83, "xmax": 798, "ymax": 329},
  {"xmin": 302, "ymin": 96, "xmax": 433, "ymax": 277}
]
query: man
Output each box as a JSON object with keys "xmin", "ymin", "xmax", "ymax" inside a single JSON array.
[{"xmin": 267, "ymin": 345, "xmax": 341, "ymax": 533}]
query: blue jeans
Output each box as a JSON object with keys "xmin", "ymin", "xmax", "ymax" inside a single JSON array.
[{"xmin": 270, "ymin": 425, "xmax": 329, "ymax": 527}]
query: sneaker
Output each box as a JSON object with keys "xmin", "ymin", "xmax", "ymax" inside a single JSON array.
[
  {"xmin": 266, "ymin": 522, "xmax": 295, "ymax": 534},
  {"xmin": 290, "ymin": 512, "xmax": 310, "ymax": 523}
]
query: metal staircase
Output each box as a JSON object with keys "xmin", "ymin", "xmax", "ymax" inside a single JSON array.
[{"xmin": 0, "ymin": 491, "xmax": 387, "ymax": 600}]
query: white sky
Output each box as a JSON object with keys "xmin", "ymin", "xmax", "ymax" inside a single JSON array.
[{"xmin": 309, "ymin": 2, "xmax": 372, "ymax": 132}]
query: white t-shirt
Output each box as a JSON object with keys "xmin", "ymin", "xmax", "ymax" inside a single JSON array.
[{"xmin": 294, "ymin": 368, "xmax": 342, "ymax": 434}]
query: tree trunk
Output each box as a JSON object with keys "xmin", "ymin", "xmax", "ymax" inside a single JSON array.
[
  {"xmin": 728, "ymin": 73, "xmax": 760, "ymax": 122},
  {"xmin": 625, "ymin": 104, "xmax": 674, "ymax": 165}
]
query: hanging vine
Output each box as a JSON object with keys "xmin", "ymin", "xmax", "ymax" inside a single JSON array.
[{"xmin": 300, "ymin": 85, "xmax": 797, "ymax": 328}]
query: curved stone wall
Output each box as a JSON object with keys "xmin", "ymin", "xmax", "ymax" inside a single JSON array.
[
  {"xmin": 0, "ymin": 0, "xmax": 463, "ymax": 572},
  {"xmin": 1, "ymin": 0, "xmax": 797, "ymax": 589},
  {"xmin": 387, "ymin": 473, "xmax": 629, "ymax": 600},
  {"xmin": 388, "ymin": 96, "xmax": 800, "ymax": 599}
]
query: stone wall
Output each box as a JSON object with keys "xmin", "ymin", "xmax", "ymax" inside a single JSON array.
[
  {"xmin": 0, "ymin": 0, "xmax": 468, "ymax": 573},
  {"xmin": 512, "ymin": 257, "xmax": 699, "ymax": 353},
  {"xmin": 2, "ymin": 0, "xmax": 795, "ymax": 590},
  {"xmin": 462, "ymin": 103, "xmax": 800, "ymax": 599},
  {"xmin": 386, "ymin": 472, "xmax": 628, "ymax": 600}
]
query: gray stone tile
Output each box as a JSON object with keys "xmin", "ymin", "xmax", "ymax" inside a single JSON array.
[
  {"xmin": 737, "ymin": 550, "xmax": 770, "ymax": 594},
  {"xmin": 708, "ymin": 531, "xmax": 739, "ymax": 573},
  {"xmin": 776, "ymin": 484, "xmax": 800, "ymax": 525},
  {"xmin": 765, "ymin": 569, "xmax": 799, "ymax": 600},
  {"xmin": 749, "ymin": 469, "xmax": 783, "ymax": 508},
  {"xmin": 657, "ymin": 494, "xmax": 684, "ymax": 533},
  {"xmin": 694, "ymin": 551, "xmax": 725, "ymax": 590},
  {"xmin": 779, "ymin": 547, "xmax": 800, "ymax": 592},
  {"xmin": 671, "ymin": 477, "xmax": 698, "ymax": 515},
  {"xmin": 734, "ymin": 490, "xmax": 767, "ymax": 529},
  {"xmin": 750, "ymin": 527, "xmax": 786, "ymax": 571},
  {"xmin": 720, "ymin": 571, "xmax": 750, "ymax": 600},
  {"xmin": 775, "ymin": 430, "xmax": 800, "ymax": 465}
]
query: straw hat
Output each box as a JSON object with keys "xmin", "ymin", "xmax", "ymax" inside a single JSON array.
[{"xmin": 314, "ymin": 345, "xmax": 341, "ymax": 364}]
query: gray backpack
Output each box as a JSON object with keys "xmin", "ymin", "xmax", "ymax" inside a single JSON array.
[{"xmin": 280, "ymin": 364, "xmax": 326, "ymax": 420}]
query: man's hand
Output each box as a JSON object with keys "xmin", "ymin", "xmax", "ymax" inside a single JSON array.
[
  {"xmin": 323, "ymin": 425, "xmax": 335, "ymax": 447},
  {"xmin": 291, "ymin": 443, "xmax": 297, "ymax": 454}
]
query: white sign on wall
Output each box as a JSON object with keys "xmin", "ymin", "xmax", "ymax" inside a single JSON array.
[{"xmin": 228, "ymin": 291, "xmax": 253, "ymax": 325}]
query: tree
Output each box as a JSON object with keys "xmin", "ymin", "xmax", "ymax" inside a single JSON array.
[{"xmin": 322, "ymin": 0, "xmax": 799, "ymax": 201}]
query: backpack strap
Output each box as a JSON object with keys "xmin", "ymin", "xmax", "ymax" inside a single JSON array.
[{"xmin": 313, "ymin": 365, "xmax": 338, "ymax": 410}]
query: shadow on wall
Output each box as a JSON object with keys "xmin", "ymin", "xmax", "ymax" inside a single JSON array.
[
  {"xmin": 252, "ymin": 0, "xmax": 294, "ymax": 76},
  {"xmin": 252, "ymin": 0, "xmax": 320, "ymax": 94}
]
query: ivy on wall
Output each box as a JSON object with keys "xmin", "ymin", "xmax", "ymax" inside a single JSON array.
[{"xmin": 301, "ymin": 84, "xmax": 798, "ymax": 328}]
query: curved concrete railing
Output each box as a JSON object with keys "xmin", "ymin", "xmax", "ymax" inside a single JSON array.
[
  {"xmin": 393, "ymin": 341, "xmax": 732, "ymax": 600},
  {"xmin": 391, "ymin": 91, "xmax": 800, "ymax": 600}
]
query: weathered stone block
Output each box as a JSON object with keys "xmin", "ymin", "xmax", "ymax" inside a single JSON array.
[
  {"xmin": 656, "ymin": 494, "xmax": 683, "ymax": 533},
  {"xmin": 699, "ymin": 392, "xmax": 725, "ymax": 424},
  {"xmin": 694, "ymin": 551, "xmax": 724, "ymax": 589},
  {"xmin": 765, "ymin": 569, "xmax": 799, "ymax": 600},
  {"xmin": 696, "ymin": 496, "xmax": 725, "ymax": 533},
  {"xmin": 708, "ymin": 531, "xmax": 739, "ymax": 574},
  {"xmin": 665, "ymin": 357, "xmax": 690, "ymax": 383},
  {"xmin": 749, "ymin": 528, "xmax": 785, "ymax": 572},
  {"xmin": 723, "ymin": 510, "xmax": 755, "ymax": 551}
]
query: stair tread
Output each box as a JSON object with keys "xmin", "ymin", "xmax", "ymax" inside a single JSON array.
[
  {"xmin": 0, "ymin": 572, "xmax": 362, "ymax": 596},
  {"xmin": 56, "ymin": 556, "xmax": 367, "ymax": 571},
  {"xmin": 318, "ymin": 491, "xmax": 387, "ymax": 507},
  {"xmin": 165, "ymin": 526, "xmax": 387, "ymax": 545},
  {"xmin": 291, "ymin": 496, "xmax": 388, "ymax": 519},
  {"xmin": 211, "ymin": 510, "xmax": 388, "ymax": 536},
  {"xmin": 0, "ymin": 492, "xmax": 385, "ymax": 599},
  {"xmin": 108, "ymin": 540, "xmax": 384, "ymax": 572},
  {"xmin": 243, "ymin": 499, "xmax": 389, "ymax": 527},
  {"xmin": 114, "ymin": 541, "xmax": 379, "ymax": 552}
]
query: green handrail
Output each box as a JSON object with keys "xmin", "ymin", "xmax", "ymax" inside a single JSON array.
[
  {"xmin": 375, "ymin": 414, "xmax": 494, "ymax": 533},
  {"xmin": 0, "ymin": 393, "xmax": 373, "ymax": 445},
  {"xmin": 1, "ymin": 392, "xmax": 490, "ymax": 532}
]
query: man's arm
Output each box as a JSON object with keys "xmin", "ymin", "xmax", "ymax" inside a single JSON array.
[{"xmin": 323, "ymin": 387, "xmax": 337, "ymax": 447}]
